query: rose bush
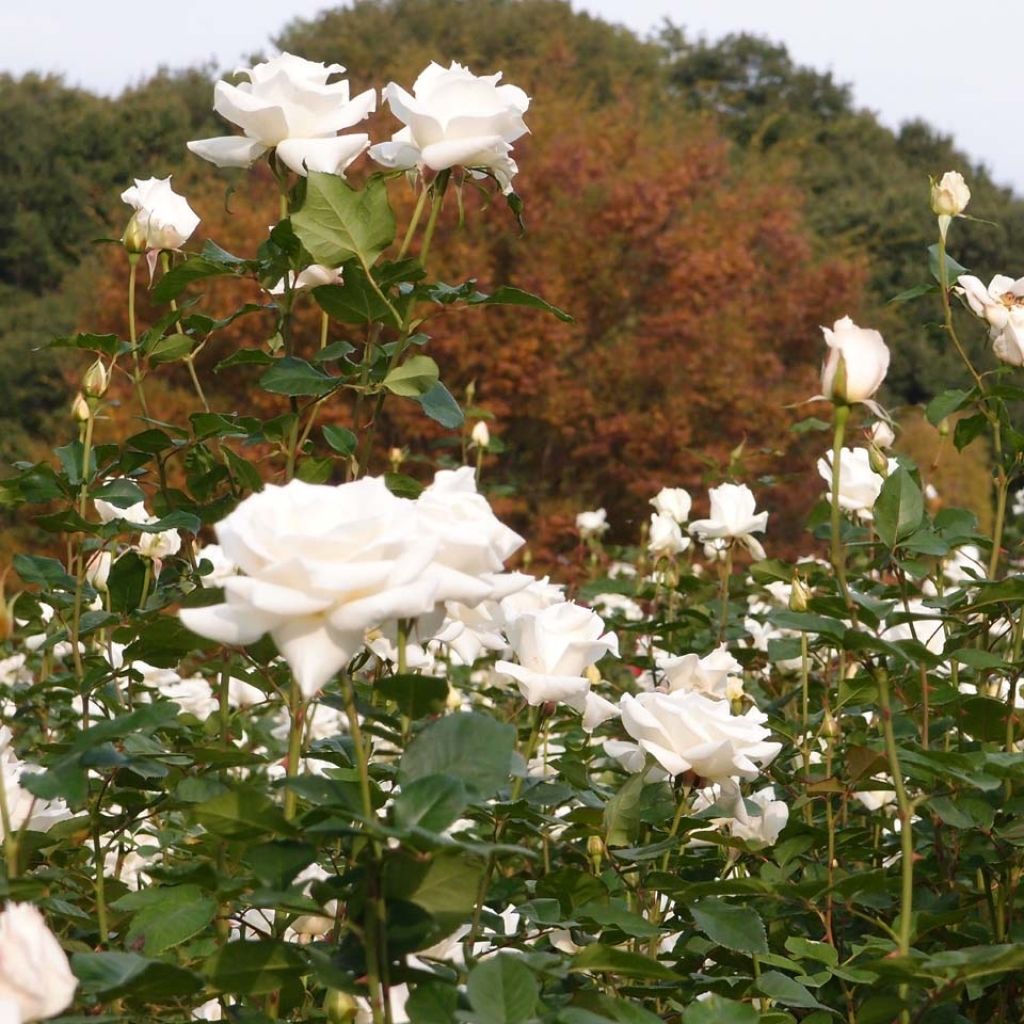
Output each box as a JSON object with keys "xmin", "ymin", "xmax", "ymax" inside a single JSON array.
[{"xmin": 3, "ymin": 43, "xmax": 1024, "ymax": 1024}]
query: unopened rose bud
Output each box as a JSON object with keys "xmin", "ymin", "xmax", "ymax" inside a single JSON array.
[
  {"xmin": 122, "ymin": 213, "xmax": 147, "ymax": 254},
  {"xmin": 587, "ymin": 834, "xmax": 604, "ymax": 873},
  {"xmin": 324, "ymin": 989, "xmax": 359, "ymax": 1023},
  {"xmin": 938, "ymin": 417, "xmax": 950, "ymax": 437},
  {"xmin": 868, "ymin": 442, "xmax": 890, "ymax": 478},
  {"xmin": 85, "ymin": 551, "xmax": 112, "ymax": 593},
  {"xmin": 869, "ymin": 420, "xmax": 895, "ymax": 449},
  {"xmin": 83, "ymin": 359, "xmax": 109, "ymax": 398},
  {"xmin": 71, "ymin": 392, "xmax": 91, "ymax": 423},
  {"xmin": 823, "ymin": 710, "xmax": 841, "ymax": 738},
  {"xmin": 388, "ymin": 447, "xmax": 403, "ymax": 471},
  {"xmin": 465, "ymin": 380, "xmax": 476, "ymax": 406},
  {"xmin": 471, "ymin": 420, "xmax": 490, "ymax": 448},
  {"xmin": 931, "ymin": 171, "xmax": 970, "ymax": 218},
  {"xmin": 789, "ymin": 575, "xmax": 810, "ymax": 612}
]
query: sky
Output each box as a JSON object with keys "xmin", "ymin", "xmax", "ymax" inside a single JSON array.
[{"xmin": 2, "ymin": 1, "xmax": 1021, "ymax": 191}]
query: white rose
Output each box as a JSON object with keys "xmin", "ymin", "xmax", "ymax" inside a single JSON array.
[
  {"xmin": 817, "ymin": 447, "xmax": 896, "ymax": 521},
  {"xmin": 690, "ymin": 483, "xmax": 768, "ymax": 561},
  {"xmin": 869, "ymin": 421, "xmax": 895, "ymax": 449},
  {"xmin": 163, "ymin": 676, "xmax": 218, "ymax": 719},
  {"xmin": 590, "ymin": 592, "xmax": 644, "ymax": 623},
  {"xmin": 498, "ymin": 575, "xmax": 565, "ymax": 620},
  {"xmin": 619, "ymin": 689, "xmax": 780, "ymax": 782},
  {"xmin": 931, "ymin": 170, "xmax": 970, "ymax": 217},
  {"xmin": 188, "ymin": 53, "xmax": 376, "ymax": 177},
  {"xmin": 496, "ymin": 601, "xmax": 618, "ymax": 711},
  {"xmin": 370, "ymin": 61, "xmax": 530, "ymax": 193},
  {"xmin": 470, "ymin": 420, "xmax": 491, "ymax": 448},
  {"xmin": 647, "ymin": 512, "xmax": 688, "ymax": 558},
  {"xmin": 180, "ymin": 477, "xmax": 440, "ymax": 698},
  {"xmin": 0, "ymin": 903, "xmax": 77, "ymax": 1022},
  {"xmin": 820, "ymin": 316, "xmax": 890, "ymax": 405},
  {"xmin": 882, "ymin": 600, "xmax": 946, "ymax": 658},
  {"xmin": 136, "ymin": 528, "xmax": 182, "ymax": 561},
  {"xmin": 957, "ymin": 274, "xmax": 1024, "ymax": 365},
  {"xmin": 576, "ymin": 508, "xmax": 608, "ymax": 540},
  {"xmin": 728, "ymin": 786, "xmax": 789, "ymax": 846},
  {"xmin": 120, "ymin": 176, "xmax": 200, "ymax": 252},
  {"xmin": 94, "ymin": 486, "xmax": 150, "ymax": 526},
  {"xmin": 84, "ymin": 551, "xmax": 111, "ymax": 593},
  {"xmin": 268, "ymin": 264, "xmax": 342, "ymax": 295},
  {"xmin": 661, "ymin": 645, "xmax": 743, "ymax": 701},
  {"xmin": 650, "ymin": 487, "xmax": 692, "ymax": 524},
  {"xmin": 415, "ymin": 467, "xmax": 524, "ymax": 606}
]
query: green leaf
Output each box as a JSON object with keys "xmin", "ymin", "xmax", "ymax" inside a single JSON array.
[
  {"xmin": 874, "ymin": 466, "xmax": 924, "ymax": 549},
  {"xmin": 322, "ymin": 425, "xmax": 358, "ymax": 456},
  {"xmin": 928, "ymin": 243, "xmax": 968, "ymax": 286},
  {"xmin": 125, "ymin": 888, "xmax": 217, "ymax": 954},
  {"xmin": 925, "ymin": 388, "xmax": 971, "ymax": 426},
  {"xmin": 604, "ymin": 771, "xmax": 645, "ymax": 847},
  {"xmin": 399, "ymin": 712, "xmax": 514, "ymax": 798},
  {"xmin": 377, "ymin": 673, "xmax": 449, "ymax": 718},
  {"xmin": 682, "ymin": 996, "xmax": 758, "ymax": 1024},
  {"xmin": 785, "ymin": 936, "xmax": 839, "ymax": 967},
  {"xmin": 394, "ymin": 774, "xmax": 468, "ymax": 834},
  {"xmin": 570, "ymin": 944, "xmax": 680, "ymax": 980},
  {"xmin": 954, "ymin": 413, "xmax": 988, "ymax": 452},
  {"xmin": 215, "ymin": 349, "xmax": 275, "ymax": 372},
  {"xmin": 755, "ymin": 970, "xmax": 829, "ymax": 1011},
  {"xmin": 146, "ymin": 332, "xmax": 194, "ymax": 364},
  {"xmin": 313, "ymin": 266, "xmax": 398, "ymax": 326},
  {"xmin": 469, "ymin": 284, "xmax": 574, "ymax": 322},
  {"xmin": 292, "ymin": 172, "xmax": 395, "ymax": 268},
  {"xmin": 407, "ymin": 980, "xmax": 459, "ymax": 1024},
  {"xmin": 72, "ymin": 952, "xmax": 202, "ymax": 1000},
  {"xmin": 204, "ymin": 940, "xmax": 306, "ymax": 996},
  {"xmin": 153, "ymin": 256, "xmax": 237, "ymax": 303},
  {"xmin": 49, "ymin": 332, "xmax": 126, "ymax": 357},
  {"xmin": 467, "ymin": 955, "xmax": 539, "ymax": 1024},
  {"xmin": 383, "ymin": 355, "xmax": 440, "ymax": 397},
  {"xmin": 690, "ymin": 897, "xmax": 768, "ymax": 955},
  {"xmin": 259, "ymin": 356, "xmax": 338, "ymax": 397},
  {"xmin": 385, "ymin": 851, "xmax": 483, "ymax": 932},
  {"xmin": 193, "ymin": 788, "xmax": 288, "ymax": 839},
  {"xmin": 417, "ymin": 381, "xmax": 464, "ymax": 428}
]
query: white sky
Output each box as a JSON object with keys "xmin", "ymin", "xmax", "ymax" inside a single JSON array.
[{"xmin": 2, "ymin": 1, "xmax": 1020, "ymax": 191}]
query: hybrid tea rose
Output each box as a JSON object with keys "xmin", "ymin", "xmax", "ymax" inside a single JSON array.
[
  {"xmin": 690, "ymin": 483, "xmax": 769, "ymax": 561},
  {"xmin": 0, "ymin": 903, "xmax": 77, "ymax": 1022},
  {"xmin": 819, "ymin": 316, "xmax": 890, "ymax": 405},
  {"xmin": 957, "ymin": 273, "xmax": 1024, "ymax": 366},
  {"xmin": 188, "ymin": 53, "xmax": 375, "ymax": 177},
  {"xmin": 370, "ymin": 61, "xmax": 530, "ymax": 193},
  {"xmin": 120, "ymin": 176, "xmax": 199, "ymax": 252}
]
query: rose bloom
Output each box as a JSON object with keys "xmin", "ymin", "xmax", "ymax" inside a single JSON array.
[
  {"xmin": 576, "ymin": 508, "xmax": 608, "ymax": 540},
  {"xmin": 661, "ymin": 645, "xmax": 743, "ymax": 701},
  {"xmin": 817, "ymin": 447, "xmax": 896, "ymax": 521},
  {"xmin": 188, "ymin": 53, "xmax": 375, "ymax": 176},
  {"xmin": 121, "ymin": 176, "xmax": 200, "ymax": 252},
  {"xmin": 931, "ymin": 170, "xmax": 970, "ymax": 217},
  {"xmin": 619, "ymin": 689, "xmax": 781, "ymax": 783},
  {"xmin": 0, "ymin": 903, "xmax": 77, "ymax": 1022},
  {"xmin": 496, "ymin": 600, "xmax": 618, "ymax": 712},
  {"xmin": 820, "ymin": 316, "xmax": 890, "ymax": 405},
  {"xmin": 180, "ymin": 477, "xmax": 440, "ymax": 697},
  {"xmin": 650, "ymin": 486, "xmax": 692, "ymax": 524},
  {"xmin": 414, "ymin": 466, "xmax": 524, "ymax": 608},
  {"xmin": 647, "ymin": 511, "xmax": 688, "ymax": 558},
  {"xmin": 370, "ymin": 61, "xmax": 530, "ymax": 193},
  {"xmin": 957, "ymin": 273, "xmax": 1024, "ymax": 366},
  {"xmin": 690, "ymin": 483, "xmax": 768, "ymax": 561},
  {"xmin": 869, "ymin": 420, "xmax": 895, "ymax": 449},
  {"xmin": 268, "ymin": 264, "xmax": 342, "ymax": 296}
]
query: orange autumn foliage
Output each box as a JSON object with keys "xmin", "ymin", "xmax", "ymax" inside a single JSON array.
[{"xmin": 83, "ymin": 90, "xmax": 863, "ymax": 567}]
